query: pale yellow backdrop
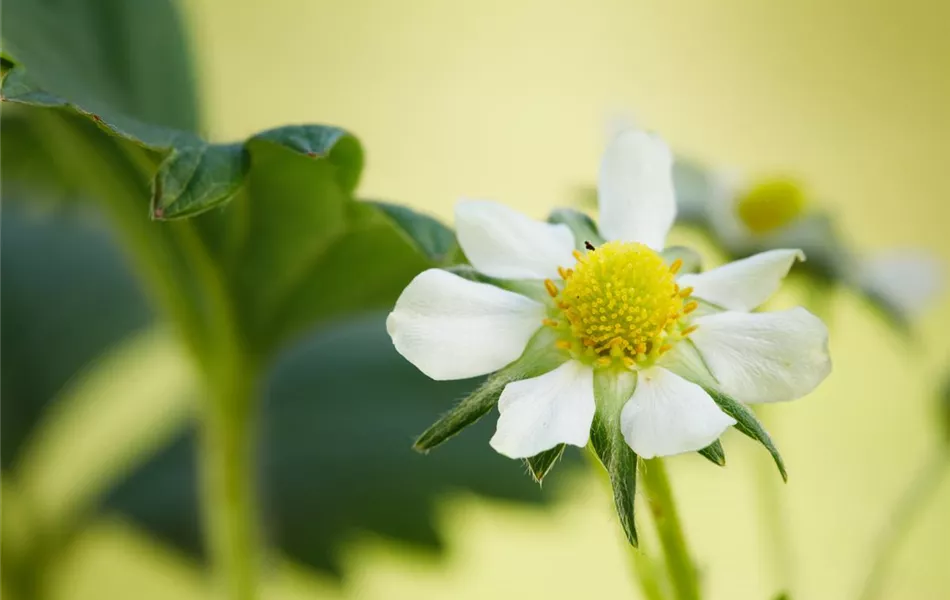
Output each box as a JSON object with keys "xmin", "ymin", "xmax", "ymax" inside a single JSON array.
[{"xmin": 53, "ymin": 1, "xmax": 949, "ymax": 599}]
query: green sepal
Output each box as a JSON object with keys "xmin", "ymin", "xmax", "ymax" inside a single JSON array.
[
  {"xmin": 413, "ymin": 327, "xmax": 567, "ymax": 453},
  {"xmin": 707, "ymin": 388, "xmax": 787, "ymax": 481},
  {"xmin": 697, "ymin": 439, "xmax": 726, "ymax": 466},
  {"xmin": 590, "ymin": 369, "xmax": 640, "ymax": 546},
  {"xmin": 548, "ymin": 208, "xmax": 605, "ymax": 249},
  {"xmin": 661, "ymin": 246, "xmax": 703, "ymax": 275},
  {"xmin": 525, "ymin": 444, "xmax": 566, "ymax": 483}
]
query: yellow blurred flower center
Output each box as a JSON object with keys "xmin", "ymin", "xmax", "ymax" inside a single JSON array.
[
  {"xmin": 543, "ymin": 241, "xmax": 697, "ymax": 369},
  {"xmin": 735, "ymin": 178, "xmax": 806, "ymax": 235}
]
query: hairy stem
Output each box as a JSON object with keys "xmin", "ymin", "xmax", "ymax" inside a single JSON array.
[
  {"xmin": 856, "ymin": 446, "xmax": 948, "ymax": 600},
  {"xmin": 642, "ymin": 458, "xmax": 701, "ymax": 600}
]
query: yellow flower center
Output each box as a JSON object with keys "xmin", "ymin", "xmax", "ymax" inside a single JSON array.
[
  {"xmin": 543, "ymin": 241, "xmax": 698, "ymax": 369},
  {"xmin": 735, "ymin": 178, "xmax": 806, "ymax": 235}
]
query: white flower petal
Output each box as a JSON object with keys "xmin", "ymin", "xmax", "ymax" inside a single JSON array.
[
  {"xmin": 690, "ymin": 308, "xmax": 831, "ymax": 404},
  {"xmin": 490, "ymin": 360, "xmax": 595, "ymax": 459},
  {"xmin": 597, "ymin": 127, "xmax": 676, "ymax": 250},
  {"xmin": 454, "ymin": 199, "xmax": 576, "ymax": 279},
  {"xmin": 678, "ymin": 249, "xmax": 804, "ymax": 311},
  {"xmin": 857, "ymin": 250, "xmax": 944, "ymax": 319},
  {"xmin": 387, "ymin": 269, "xmax": 545, "ymax": 381},
  {"xmin": 620, "ymin": 367, "xmax": 735, "ymax": 459}
]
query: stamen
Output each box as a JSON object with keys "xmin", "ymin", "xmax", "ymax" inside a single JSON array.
[
  {"xmin": 680, "ymin": 324, "xmax": 698, "ymax": 336},
  {"xmin": 544, "ymin": 279, "xmax": 559, "ymax": 298},
  {"xmin": 543, "ymin": 318, "xmax": 560, "ymax": 328},
  {"xmin": 658, "ymin": 344, "xmax": 673, "ymax": 354},
  {"xmin": 555, "ymin": 340, "xmax": 572, "ymax": 350},
  {"xmin": 683, "ymin": 301, "xmax": 699, "ymax": 314},
  {"xmin": 596, "ymin": 357, "xmax": 612, "ymax": 367},
  {"xmin": 557, "ymin": 266, "xmax": 572, "ymax": 280},
  {"xmin": 669, "ymin": 258, "xmax": 683, "ymax": 275},
  {"xmin": 572, "ymin": 250, "xmax": 586, "ymax": 263},
  {"xmin": 679, "ymin": 286, "xmax": 694, "ymax": 298}
]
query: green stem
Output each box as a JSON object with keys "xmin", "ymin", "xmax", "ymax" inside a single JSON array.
[
  {"xmin": 200, "ymin": 363, "xmax": 261, "ymax": 600},
  {"xmin": 642, "ymin": 458, "xmax": 701, "ymax": 600},
  {"xmin": 630, "ymin": 546, "xmax": 669, "ymax": 600},
  {"xmin": 753, "ymin": 407, "xmax": 795, "ymax": 595},
  {"xmin": 856, "ymin": 446, "xmax": 949, "ymax": 600}
]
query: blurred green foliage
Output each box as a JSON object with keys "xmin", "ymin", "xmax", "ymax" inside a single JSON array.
[{"xmin": 0, "ymin": 0, "xmax": 569, "ymax": 591}]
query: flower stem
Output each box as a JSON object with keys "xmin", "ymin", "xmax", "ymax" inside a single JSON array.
[
  {"xmin": 199, "ymin": 364, "xmax": 261, "ymax": 600},
  {"xmin": 641, "ymin": 458, "xmax": 701, "ymax": 600},
  {"xmin": 630, "ymin": 545, "xmax": 669, "ymax": 600},
  {"xmin": 856, "ymin": 446, "xmax": 948, "ymax": 600}
]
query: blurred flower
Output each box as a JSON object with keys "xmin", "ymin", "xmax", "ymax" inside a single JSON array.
[
  {"xmin": 389, "ymin": 127, "xmax": 831, "ymax": 463},
  {"xmin": 672, "ymin": 162, "xmax": 945, "ymax": 331}
]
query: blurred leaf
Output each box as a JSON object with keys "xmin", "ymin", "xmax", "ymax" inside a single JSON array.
[
  {"xmin": 1, "ymin": 0, "xmax": 198, "ymax": 132},
  {"xmin": 1, "ymin": 55, "xmax": 360, "ymax": 220},
  {"xmin": 698, "ymin": 439, "xmax": 726, "ymax": 467},
  {"xmin": 525, "ymin": 445, "xmax": 566, "ymax": 483},
  {"xmin": 370, "ymin": 202, "xmax": 460, "ymax": 264},
  {"xmin": 707, "ymin": 388, "xmax": 788, "ymax": 481},
  {"xmin": 0, "ymin": 203, "xmax": 153, "ymax": 468},
  {"xmin": 2, "ymin": 60, "xmax": 446, "ymax": 357},
  {"xmin": 101, "ymin": 314, "xmax": 561, "ymax": 575}
]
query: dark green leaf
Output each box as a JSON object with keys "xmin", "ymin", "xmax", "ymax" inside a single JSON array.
[
  {"xmin": 102, "ymin": 313, "xmax": 555, "ymax": 575},
  {"xmin": 697, "ymin": 439, "xmax": 726, "ymax": 466},
  {"xmin": 369, "ymin": 202, "xmax": 460, "ymax": 265},
  {"xmin": 1, "ymin": 56, "xmax": 362, "ymax": 221},
  {"xmin": 0, "ymin": 203, "xmax": 153, "ymax": 468},
  {"xmin": 707, "ymin": 388, "xmax": 787, "ymax": 481},
  {"xmin": 525, "ymin": 444, "xmax": 566, "ymax": 483},
  {"xmin": 590, "ymin": 370, "xmax": 640, "ymax": 546},
  {"xmin": 1, "ymin": 0, "xmax": 199, "ymax": 132}
]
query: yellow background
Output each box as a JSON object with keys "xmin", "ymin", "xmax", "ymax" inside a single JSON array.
[{"xmin": 42, "ymin": 1, "xmax": 950, "ymax": 598}]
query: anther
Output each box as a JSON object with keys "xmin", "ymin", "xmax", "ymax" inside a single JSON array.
[
  {"xmin": 555, "ymin": 340, "xmax": 572, "ymax": 350},
  {"xmin": 683, "ymin": 301, "xmax": 699, "ymax": 314},
  {"xmin": 557, "ymin": 266, "xmax": 571, "ymax": 279},
  {"xmin": 669, "ymin": 258, "xmax": 683, "ymax": 275},
  {"xmin": 658, "ymin": 344, "xmax": 673, "ymax": 354},
  {"xmin": 544, "ymin": 279, "xmax": 559, "ymax": 298},
  {"xmin": 596, "ymin": 357, "xmax": 612, "ymax": 367},
  {"xmin": 679, "ymin": 286, "xmax": 694, "ymax": 298},
  {"xmin": 572, "ymin": 250, "xmax": 586, "ymax": 263},
  {"xmin": 681, "ymin": 324, "xmax": 698, "ymax": 336},
  {"xmin": 543, "ymin": 318, "xmax": 560, "ymax": 328}
]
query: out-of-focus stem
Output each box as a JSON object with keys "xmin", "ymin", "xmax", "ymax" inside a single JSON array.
[
  {"xmin": 856, "ymin": 446, "xmax": 948, "ymax": 600},
  {"xmin": 641, "ymin": 458, "xmax": 701, "ymax": 600},
  {"xmin": 583, "ymin": 449, "xmax": 669, "ymax": 599},
  {"xmin": 200, "ymin": 362, "xmax": 261, "ymax": 600},
  {"xmin": 630, "ymin": 545, "xmax": 669, "ymax": 600}
]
